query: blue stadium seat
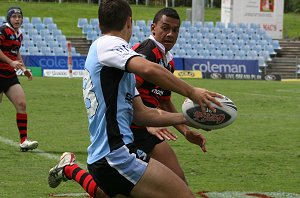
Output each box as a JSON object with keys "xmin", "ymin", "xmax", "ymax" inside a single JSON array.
[
  {"xmin": 52, "ymin": 47, "xmax": 66, "ymax": 56},
  {"xmin": 193, "ymin": 32, "xmax": 203, "ymax": 40},
  {"xmin": 188, "ymin": 26, "xmax": 198, "ymax": 34},
  {"xmin": 177, "ymin": 49, "xmax": 187, "ymax": 58},
  {"xmin": 193, "ymin": 21, "xmax": 203, "ymax": 28},
  {"xmin": 22, "ymin": 40, "xmax": 34, "ymax": 48},
  {"xmin": 90, "ymin": 18, "xmax": 99, "ymax": 27},
  {"xmin": 78, "ymin": 18, "xmax": 88, "ymax": 28},
  {"xmin": 82, "ymin": 24, "xmax": 93, "ymax": 35},
  {"xmin": 39, "ymin": 29, "xmax": 51, "ymax": 37},
  {"xmin": 181, "ymin": 20, "xmax": 191, "ymax": 28},
  {"xmin": 23, "ymin": 17, "xmax": 30, "ymax": 24},
  {"xmin": 216, "ymin": 22, "xmax": 225, "ymax": 29},
  {"xmin": 223, "ymin": 49, "xmax": 234, "ymax": 59},
  {"xmin": 86, "ymin": 31, "xmax": 98, "ymax": 41},
  {"xmin": 20, "ymin": 46, "xmax": 30, "ymax": 55},
  {"xmin": 43, "ymin": 35, "xmax": 55, "ymax": 42},
  {"xmin": 47, "ymin": 40, "xmax": 59, "ymax": 49},
  {"xmin": 204, "ymin": 21, "xmax": 214, "ymax": 29},
  {"xmin": 222, "ymin": 27, "xmax": 233, "ymax": 35},
  {"xmin": 46, "ymin": 23, "xmax": 58, "ymax": 32},
  {"xmin": 238, "ymin": 23, "xmax": 248, "ymax": 30},
  {"xmin": 35, "ymin": 40, "xmax": 47, "ymax": 48},
  {"xmin": 28, "ymin": 46, "xmax": 42, "ymax": 55},
  {"xmin": 43, "ymin": 17, "xmax": 54, "ymax": 25},
  {"xmin": 31, "ymin": 17, "xmax": 42, "ymax": 26},
  {"xmin": 40, "ymin": 46, "xmax": 54, "ymax": 56},
  {"xmin": 34, "ymin": 23, "xmax": 45, "ymax": 32},
  {"xmin": 272, "ymin": 40, "xmax": 281, "ymax": 50},
  {"xmin": 52, "ymin": 29, "xmax": 62, "ymax": 37},
  {"xmin": 228, "ymin": 22, "xmax": 237, "ymax": 29},
  {"xmin": 22, "ymin": 23, "xmax": 34, "ymax": 31},
  {"xmin": 136, "ymin": 20, "xmax": 146, "ymax": 27},
  {"xmin": 55, "ymin": 35, "xmax": 67, "ymax": 43},
  {"xmin": 259, "ymin": 50, "xmax": 272, "ymax": 61},
  {"xmin": 234, "ymin": 28, "xmax": 244, "ymax": 35}
]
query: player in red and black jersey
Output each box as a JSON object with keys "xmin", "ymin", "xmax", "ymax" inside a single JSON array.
[
  {"xmin": 0, "ymin": 7, "xmax": 38, "ymax": 151},
  {"xmin": 131, "ymin": 8, "xmax": 207, "ymax": 183}
]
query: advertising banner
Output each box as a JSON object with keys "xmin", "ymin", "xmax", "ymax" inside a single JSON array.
[
  {"xmin": 174, "ymin": 70, "xmax": 202, "ymax": 78},
  {"xmin": 184, "ymin": 58, "xmax": 259, "ymax": 75},
  {"xmin": 203, "ymin": 72, "xmax": 281, "ymax": 81},
  {"xmin": 221, "ymin": 0, "xmax": 284, "ymax": 39},
  {"xmin": 22, "ymin": 55, "xmax": 86, "ymax": 70}
]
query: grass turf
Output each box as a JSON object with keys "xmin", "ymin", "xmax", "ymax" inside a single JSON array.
[{"xmin": 0, "ymin": 77, "xmax": 299, "ymax": 197}]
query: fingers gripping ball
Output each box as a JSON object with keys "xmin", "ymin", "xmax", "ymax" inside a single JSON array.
[{"xmin": 182, "ymin": 96, "xmax": 237, "ymax": 130}]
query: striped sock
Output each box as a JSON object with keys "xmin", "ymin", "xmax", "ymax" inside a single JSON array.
[
  {"xmin": 64, "ymin": 164, "xmax": 97, "ymax": 198},
  {"xmin": 16, "ymin": 113, "xmax": 27, "ymax": 143}
]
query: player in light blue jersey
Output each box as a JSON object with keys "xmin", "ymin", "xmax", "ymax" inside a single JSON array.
[{"xmin": 48, "ymin": 1, "xmax": 222, "ymax": 197}]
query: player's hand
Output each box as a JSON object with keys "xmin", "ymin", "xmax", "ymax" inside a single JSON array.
[
  {"xmin": 11, "ymin": 60, "xmax": 23, "ymax": 70},
  {"xmin": 189, "ymin": 87, "xmax": 223, "ymax": 113},
  {"xmin": 184, "ymin": 130, "xmax": 207, "ymax": 153},
  {"xmin": 23, "ymin": 69, "xmax": 33, "ymax": 80},
  {"xmin": 20, "ymin": 66, "xmax": 33, "ymax": 81},
  {"xmin": 147, "ymin": 127, "xmax": 177, "ymax": 141}
]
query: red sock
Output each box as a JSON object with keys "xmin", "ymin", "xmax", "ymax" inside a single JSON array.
[
  {"xmin": 16, "ymin": 113, "xmax": 27, "ymax": 143},
  {"xmin": 64, "ymin": 164, "xmax": 97, "ymax": 198}
]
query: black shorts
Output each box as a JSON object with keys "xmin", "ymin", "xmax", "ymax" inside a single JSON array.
[
  {"xmin": 132, "ymin": 127, "xmax": 164, "ymax": 153},
  {"xmin": 0, "ymin": 75, "xmax": 20, "ymax": 93},
  {"xmin": 87, "ymin": 144, "xmax": 150, "ymax": 197}
]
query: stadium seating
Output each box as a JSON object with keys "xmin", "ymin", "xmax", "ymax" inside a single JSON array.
[{"xmin": 17, "ymin": 16, "xmax": 80, "ymax": 56}]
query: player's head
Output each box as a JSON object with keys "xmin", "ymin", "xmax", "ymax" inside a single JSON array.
[
  {"xmin": 98, "ymin": 0, "xmax": 132, "ymax": 36},
  {"xmin": 151, "ymin": 8, "xmax": 180, "ymax": 52},
  {"xmin": 7, "ymin": 6, "xmax": 23, "ymax": 29}
]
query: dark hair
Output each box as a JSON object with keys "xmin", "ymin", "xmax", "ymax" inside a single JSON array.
[
  {"xmin": 152, "ymin": 7, "xmax": 180, "ymax": 24},
  {"xmin": 98, "ymin": 0, "xmax": 132, "ymax": 34},
  {"xmin": 7, "ymin": 6, "xmax": 23, "ymax": 23}
]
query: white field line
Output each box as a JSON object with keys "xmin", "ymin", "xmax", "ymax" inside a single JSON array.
[{"xmin": 0, "ymin": 135, "xmax": 86, "ymax": 168}]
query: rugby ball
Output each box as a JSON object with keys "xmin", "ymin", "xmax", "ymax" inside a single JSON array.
[{"xmin": 182, "ymin": 96, "xmax": 237, "ymax": 130}]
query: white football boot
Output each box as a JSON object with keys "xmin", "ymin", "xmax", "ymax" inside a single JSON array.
[
  {"xmin": 48, "ymin": 152, "xmax": 76, "ymax": 188},
  {"xmin": 19, "ymin": 139, "xmax": 38, "ymax": 152}
]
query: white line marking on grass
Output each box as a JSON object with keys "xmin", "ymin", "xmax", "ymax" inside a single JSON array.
[
  {"xmin": 0, "ymin": 135, "xmax": 86, "ymax": 168},
  {"xmin": 49, "ymin": 193, "xmax": 89, "ymax": 197},
  {"xmin": 196, "ymin": 191, "xmax": 300, "ymax": 198}
]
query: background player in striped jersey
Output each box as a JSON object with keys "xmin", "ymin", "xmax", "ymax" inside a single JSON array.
[
  {"xmin": 131, "ymin": 7, "xmax": 207, "ymax": 184},
  {"xmin": 0, "ymin": 7, "xmax": 38, "ymax": 151}
]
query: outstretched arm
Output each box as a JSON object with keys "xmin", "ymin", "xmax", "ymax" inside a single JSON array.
[
  {"xmin": 127, "ymin": 56, "xmax": 222, "ymax": 113},
  {"xmin": 132, "ymin": 96, "xmax": 187, "ymax": 128}
]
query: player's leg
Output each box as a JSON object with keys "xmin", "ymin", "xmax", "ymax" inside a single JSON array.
[
  {"xmin": 133, "ymin": 128, "xmax": 186, "ymax": 183},
  {"xmin": 48, "ymin": 152, "xmax": 109, "ymax": 198},
  {"xmin": 150, "ymin": 141, "xmax": 187, "ymax": 183},
  {"xmin": 5, "ymin": 82, "xmax": 38, "ymax": 151},
  {"xmin": 130, "ymin": 158, "xmax": 195, "ymax": 198}
]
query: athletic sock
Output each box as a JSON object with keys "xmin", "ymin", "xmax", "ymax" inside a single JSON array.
[
  {"xmin": 16, "ymin": 113, "xmax": 27, "ymax": 144},
  {"xmin": 64, "ymin": 164, "xmax": 97, "ymax": 198}
]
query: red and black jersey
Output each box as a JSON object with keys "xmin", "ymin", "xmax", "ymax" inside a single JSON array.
[
  {"xmin": 0, "ymin": 24, "xmax": 23, "ymax": 78},
  {"xmin": 132, "ymin": 38, "xmax": 175, "ymax": 108}
]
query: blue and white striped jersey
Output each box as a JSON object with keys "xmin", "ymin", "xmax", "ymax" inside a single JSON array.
[{"xmin": 83, "ymin": 35, "xmax": 140, "ymax": 164}]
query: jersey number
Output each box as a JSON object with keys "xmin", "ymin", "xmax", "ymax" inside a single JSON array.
[{"xmin": 83, "ymin": 69, "xmax": 99, "ymax": 118}]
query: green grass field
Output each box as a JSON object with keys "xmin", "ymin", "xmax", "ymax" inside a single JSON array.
[
  {"xmin": 0, "ymin": 2, "xmax": 300, "ymax": 39},
  {"xmin": 0, "ymin": 77, "xmax": 299, "ymax": 197}
]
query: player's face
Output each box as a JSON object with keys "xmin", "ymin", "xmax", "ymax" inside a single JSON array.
[
  {"xmin": 151, "ymin": 15, "xmax": 180, "ymax": 52},
  {"xmin": 10, "ymin": 13, "xmax": 23, "ymax": 29}
]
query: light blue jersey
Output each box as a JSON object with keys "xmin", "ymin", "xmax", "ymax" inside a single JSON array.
[{"xmin": 83, "ymin": 35, "xmax": 140, "ymax": 164}]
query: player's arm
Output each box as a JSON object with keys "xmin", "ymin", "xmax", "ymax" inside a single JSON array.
[
  {"xmin": 0, "ymin": 49, "xmax": 22, "ymax": 69},
  {"xmin": 159, "ymin": 99, "xmax": 207, "ymax": 152},
  {"xmin": 132, "ymin": 95, "xmax": 188, "ymax": 127},
  {"xmin": 127, "ymin": 56, "xmax": 222, "ymax": 113},
  {"xmin": 17, "ymin": 52, "xmax": 32, "ymax": 80}
]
